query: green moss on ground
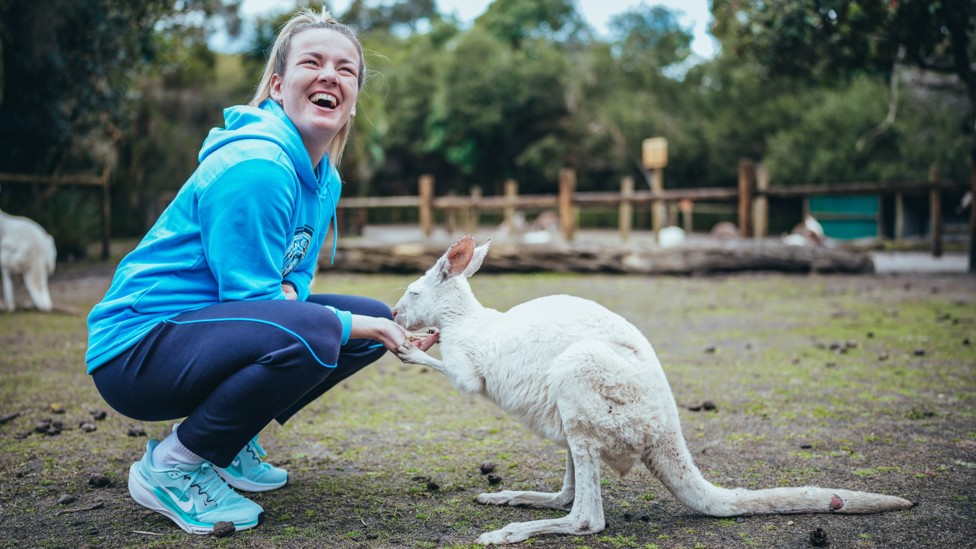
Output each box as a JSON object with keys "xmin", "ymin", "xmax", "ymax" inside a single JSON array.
[{"xmin": 0, "ymin": 270, "xmax": 973, "ymax": 548}]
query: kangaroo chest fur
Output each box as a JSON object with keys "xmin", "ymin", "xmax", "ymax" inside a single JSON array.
[{"xmin": 437, "ymin": 294, "xmax": 676, "ymax": 447}]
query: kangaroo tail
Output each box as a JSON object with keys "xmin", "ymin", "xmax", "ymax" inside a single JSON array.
[{"xmin": 643, "ymin": 432, "xmax": 914, "ymax": 516}]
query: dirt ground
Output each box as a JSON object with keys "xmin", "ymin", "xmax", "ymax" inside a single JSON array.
[{"xmin": 0, "ymin": 260, "xmax": 974, "ymax": 548}]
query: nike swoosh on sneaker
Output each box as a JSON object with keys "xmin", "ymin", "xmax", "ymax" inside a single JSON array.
[
  {"xmin": 158, "ymin": 485, "xmax": 194, "ymax": 514},
  {"xmin": 231, "ymin": 458, "xmax": 241, "ymax": 468}
]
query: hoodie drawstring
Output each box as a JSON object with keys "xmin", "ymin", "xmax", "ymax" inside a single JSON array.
[{"xmin": 327, "ymin": 183, "xmax": 339, "ymax": 264}]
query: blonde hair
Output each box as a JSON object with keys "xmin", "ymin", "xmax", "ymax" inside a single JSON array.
[{"xmin": 250, "ymin": 7, "xmax": 365, "ymax": 166}]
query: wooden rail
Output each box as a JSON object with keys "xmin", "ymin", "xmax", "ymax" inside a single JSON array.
[
  {"xmin": 337, "ymin": 164, "xmax": 970, "ymax": 259},
  {"xmin": 339, "ymin": 161, "xmax": 973, "ymax": 266}
]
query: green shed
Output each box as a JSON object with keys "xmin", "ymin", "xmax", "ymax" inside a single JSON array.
[{"xmin": 808, "ymin": 195, "xmax": 880, "ymax": 240}]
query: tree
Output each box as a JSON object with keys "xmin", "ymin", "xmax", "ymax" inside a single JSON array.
[
  {"xmin": 0, "ymin": 0, "xmax": 240, "ymax": 174},
  {"xmin": 476, "ymin": 0, "xmax": 588, "ymax": 48},
  {"xmin": 711, "ymin": 0, "xmax": 976, "ymax": 269}
]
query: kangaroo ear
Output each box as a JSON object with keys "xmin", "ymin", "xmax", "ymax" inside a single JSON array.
[
  {"xmin": 434, "ymin": 235, "xmax": 476, "ymax": 281},
  {"xmin": 462, "ymin": 238, "xmax": 491, "ymax": 277}
]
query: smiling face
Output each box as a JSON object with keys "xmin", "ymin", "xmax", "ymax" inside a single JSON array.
[{"xmin": 270, "ymin": 28, "xmax": 361, "ymax": 166}]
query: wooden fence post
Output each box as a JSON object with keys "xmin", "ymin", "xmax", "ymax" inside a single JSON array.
[
  {"xmin": 650, "ymin": 168, "xmax": 665, "ymax": 238},
  {"xmin": 419, "ymin": 174, "xmax": 434, "ymax": 238},
  {"xmin": 753, "ymin": 162, "xmax": 769, "ymax": 239},
  {"xmin": 679, "ymin": 199, "xmax": 694, "ymax": 233},
  {"xmin": 468, "ymin": 185, "xmax": 482, "ymax": 233},
  {"xmin": 737, "ymin": 158, "xmax": 755, "ymax": 237},
  {"xmin": 894, "ymin": 193, "xmax": 905, "ymax": 241},
  {"xmin": 619, "ymin": 176, "xmax": 634, "ymax": 241},
  {"xmin": 503, "ymin": 179, "xmax": 518, "ymax": 235},
  {"xmin": 559, "ymin": 168, "xmax": 576, "ymax": 241},
  {"xmin": 930, "ymin": 166, "xmax": 942, "ymax": 258}
]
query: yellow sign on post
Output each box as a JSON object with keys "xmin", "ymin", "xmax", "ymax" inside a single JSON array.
[{"xmin": 642, "ymin": 137, "xmax": 668, "ymax": 170}]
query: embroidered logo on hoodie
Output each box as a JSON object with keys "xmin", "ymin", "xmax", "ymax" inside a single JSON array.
[{"xmin": 281, "ymin": 225, "xmax": 313, "ymax": 276}]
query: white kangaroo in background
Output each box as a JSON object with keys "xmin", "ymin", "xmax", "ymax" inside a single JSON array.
[
  {"xmin": 0, "ymin": 208, "xmax": 57, "ymax": 312},
  {"xmin": 392, "ymin": 235, "xmax": 913, "ymax": 546}
]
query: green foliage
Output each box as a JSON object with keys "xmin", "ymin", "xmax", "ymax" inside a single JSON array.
[
  {"xmin": 0, "ymin": 0, "xmax": 242, "ymax": 174},
  {"xmin": 2, "ymin": 0, "xmax": 970, "ymax": 236},
  {"xmin": 765, "ymin": 75, "xmax": 970, "ymax": 183},
  {"xmin": 711, "ymin": 0, "xmax": 976, "ymax": 166}
]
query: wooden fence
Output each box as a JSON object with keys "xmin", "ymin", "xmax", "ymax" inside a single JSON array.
[
  {"xmin": 0, "ymin": 166, "xmax": 112, "ymax": 259},
  {"xmin": 338, "ymin": 161, "xmax": 970, "ymax": 257}
]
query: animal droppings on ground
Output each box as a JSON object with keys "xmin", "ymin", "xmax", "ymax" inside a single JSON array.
[
  {"xmin": 35, "ymin": 419, "xmax": 61, "ymax": 436},
  {"xmin": 688, "ymin": 401, "xmax": 718, "ymax": 412},
  {"xmin": 622, "ymin": 512, "xmax": 651, "ymax": 523},
  {"xmin": 79, "ymin": 421, "xmax": 97, "ymax": 433},
  {"xmin": 487, "ymin": 473, "xmax": 502, "ymax": 485},
  {"xmin": 127, "ymin": 426, "xmax": 146, "ymax": 437},
  {"xmin": 58, "ymin": 494, "xmax": 76, "ymax": 505},
  {"xmin": 479, "ymin": 461, "xmax": 496, "ymax": 475},
  {"xmin": 91, "ymin": 410, "xmax": 107, "ymax": 420},
  {"xmin": 87, "ymin": 474, "xmax": 111, "ymax": 488},
  {"xmin": 409, "ymin": 475, "xmax": 440, "ymax": 491},
  {"xmin": 809, "ymin": 527, "xmax": 829, "ymax": 546}
]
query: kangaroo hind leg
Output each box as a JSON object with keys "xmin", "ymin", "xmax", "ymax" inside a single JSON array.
[
  {"xmin": 23, "ymin": 262, "xmax": 52, "ymax": 312},
  {"xmin": 476, "ymin": 440, "xmax": 604, "ymax": 545},
  {"xmin": 476, "ymin": 451, "xmax": 575, "ymax": 510}
]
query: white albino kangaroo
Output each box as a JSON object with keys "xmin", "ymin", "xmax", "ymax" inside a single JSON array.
[
  {"xmin": 0, "ymin": 208, "xmax": 57, "ymax": 312},
  {"xmin": 392, "ymin": 235, "xmax": 913, "ymax": 546}
]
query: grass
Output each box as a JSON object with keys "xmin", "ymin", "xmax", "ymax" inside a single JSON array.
[{"xmin": 0, "ymin": 267, "xmax": 974, "ymax": 547}]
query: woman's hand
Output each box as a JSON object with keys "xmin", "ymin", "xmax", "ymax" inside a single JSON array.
[
  {"xmin": 281, "ymin": 283, "xmax": 298, "ymax": 300},
  {"xmin": 349, "ymin": 314, "xmax": 438, "ymax": 352}
]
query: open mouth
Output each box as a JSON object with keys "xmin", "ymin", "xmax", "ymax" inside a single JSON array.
[{"xmin": 310, "ymin": 92, "xmax": 338, "ymax": 109}]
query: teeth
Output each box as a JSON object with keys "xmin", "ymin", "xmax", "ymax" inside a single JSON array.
[{"xmin": 310, "ymin": 93, "xmax": 337, "ymax": 108}]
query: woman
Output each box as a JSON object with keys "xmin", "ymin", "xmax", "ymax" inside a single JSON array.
[{"xmin": 86, "ymin": 8, "xmax": 434, "ymax": 534}]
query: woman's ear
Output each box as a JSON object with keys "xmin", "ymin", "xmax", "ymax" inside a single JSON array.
[{"xmin": 269, "ymin": 74, "xmax": 283, "ymax": 103}]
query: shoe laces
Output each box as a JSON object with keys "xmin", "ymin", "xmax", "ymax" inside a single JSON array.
[
  {"xmin": 182, "ymin": 462, "xmax": 237, "ymax": 507},
  {"xmin": 244, "ymin": 436, "xmax": 268, "ymax": 466}
]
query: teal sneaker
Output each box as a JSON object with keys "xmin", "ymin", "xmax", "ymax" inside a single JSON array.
[
  {"xmin": 128, "ymin": 440, "xmax": 264, "ymax": 534},
  {"xmin": 170, "ymin": 423, "xmax": 288, "ymax": 493},
  {"xmin": 214, "ymin": 434, "xmax": 289, "ymax": 492}
]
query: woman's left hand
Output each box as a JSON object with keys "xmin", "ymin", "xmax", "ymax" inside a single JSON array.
[
  {"xmin": 349, "ymin": 314, "xmax": 438, "ymax": 352},
  {"xmin": 281, "ymin": 284, "xmax": 298, "ymax": 300}
]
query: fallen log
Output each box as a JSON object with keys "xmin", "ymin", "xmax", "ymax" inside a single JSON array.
[{"xmin": 321, "ymin": 240, "xmax": 874, "ymax": 275}]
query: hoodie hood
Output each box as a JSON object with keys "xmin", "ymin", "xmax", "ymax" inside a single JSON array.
[{"xmin": 200, "ymin": 99, "xmax": 324, "ymax": 194}]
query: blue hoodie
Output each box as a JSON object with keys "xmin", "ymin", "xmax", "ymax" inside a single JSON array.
[{"xmin": 85, "ymin": 99, "xmax": 351, "ymax": 373}]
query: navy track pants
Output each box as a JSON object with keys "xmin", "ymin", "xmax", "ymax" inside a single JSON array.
[{"xmin": 92, "ymin": 294, "xmax": 390, "ymax": 467}]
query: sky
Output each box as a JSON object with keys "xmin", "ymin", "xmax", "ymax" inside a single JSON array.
[{"xmin": 231, "ymin": 0, "xmax": 717, "ymax": 60}]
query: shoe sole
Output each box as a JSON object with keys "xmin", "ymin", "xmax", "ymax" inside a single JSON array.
[
  {"xmin": 215, "ymin": 468, "xmax": 288, "ymax": 493},
  {"xmin": 128, "ymin": 462, "xmax": 262, "ymax": 534}
]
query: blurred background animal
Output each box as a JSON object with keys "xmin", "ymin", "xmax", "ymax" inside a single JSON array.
[
  {"xmin": 782, "ymin": 215, "xmax": 826, "ymax": 247},
  {"xmin": 0, "ymin": 208, "xmax": 57, "ymax": 312}
]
